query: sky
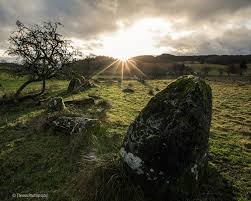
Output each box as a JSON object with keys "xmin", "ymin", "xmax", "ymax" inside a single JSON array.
[{"xmin": 1, "ymin": 0, "xmax": 251, "ymax": 61}]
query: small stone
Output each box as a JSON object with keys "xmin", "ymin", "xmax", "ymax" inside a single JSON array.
[
  {"xmin": 155, "ymin": 87, "xmax": 160, "ymax": 91},
  {"xmin": 47, "ymin": 97, "xmax": 65, "ymax": 112},
  {"xmin": 83, "ymin": 151, "xmax": 97, "ymax": 161},
  {"xmin": 122, "ymin": 87, "xmax": 134, "ymax": 93},
  {"xmin": 148, "ymin": 89, "xmax": 154, "ymax": 96}
]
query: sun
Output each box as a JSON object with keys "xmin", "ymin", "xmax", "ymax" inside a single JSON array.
[
  {"xmin": 91, "ymin": 18, "xmax": 175, "ymax": 82},
  {"xmin": 92, "ymin": 57, "xmax": 147, "ymax": 83},
  {"xmin": 98, "ymin": 18, "xmax": 172, "ymax": 59},
  {"xmin": 117, "ymin": 55, "xmax": 129, "ymax": 61}
]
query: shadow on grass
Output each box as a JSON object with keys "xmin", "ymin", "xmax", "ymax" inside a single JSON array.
[
  {"xmin": 0, "ymin": 110, "xmax": 75, "ymax": 200},
  {"xmin": 197, "ymin": 163, "xmax": 237, "ymax": 201},
  {"xmin": 0, "ymin": 100, "xmax": 42, "ymax": 128},
  {"xmin": 0, "ymin": 98, "xmax": 112, "ymax": 201},
  {"xmin": 76, "ymin": 160, "xmax": 237, "ymax": 201}
]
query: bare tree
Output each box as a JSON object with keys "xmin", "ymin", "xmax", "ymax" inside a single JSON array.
[{"xmin": 8, "ymin": 20, "xmax": 75, "ymax": 98}]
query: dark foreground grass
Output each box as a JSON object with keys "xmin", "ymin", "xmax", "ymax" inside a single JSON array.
[{"xmin": 0, "ymin": 75, "xmax": 250, "ymax": 201}]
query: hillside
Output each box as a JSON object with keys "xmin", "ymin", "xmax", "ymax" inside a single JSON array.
[{"xmin": 1, "ymin": 54, "xmax": 251, "ymax": 79}]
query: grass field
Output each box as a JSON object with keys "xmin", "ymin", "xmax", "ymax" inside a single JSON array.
[{"xmin": 0, "ymin": 74, "xmax": 250, "ymax": 201}]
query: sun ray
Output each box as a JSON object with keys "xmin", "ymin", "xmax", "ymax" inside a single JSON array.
[
  {"xmin": 113, "ymin": 60, "xmax": 121, "ymax": 74},
  {"xmin": 121, "ymin": 61, "xmax": 124, "ymax": 83},
  {"xmin": 124, "ymin": 61, "xmax": 132, "ymax": 77},
  {"xmin": 130, "ymin": 57, "xmax": 143, "ymax": 64},
  {"xmin": 91, "ymin": 57, "xmax": 147, "ymax": 83},
  {"xmin": 127, "ymin": 59, "xmax": 147, "ymax": 78},
  {"xmin": 92, "ymin": 59, "xmax": 119, "ymax": 78}
]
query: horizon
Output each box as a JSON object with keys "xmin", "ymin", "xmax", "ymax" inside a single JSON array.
[{"xmin": 2, "ymin": 53, "xmax": 251, "ymax": 64}]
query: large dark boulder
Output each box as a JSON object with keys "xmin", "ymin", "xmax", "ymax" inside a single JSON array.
[{"xmin": 120, "ymin": 75, "xmax": 212, "ymax": 199}]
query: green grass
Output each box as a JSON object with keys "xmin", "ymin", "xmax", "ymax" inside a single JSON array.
[
  {"xmin": 0, "ymin": 72, "xmax": 68, "ymax": 97},
  {"xmin": 0, "ymin": 74, "xmax": 250, "ymax": 201},
  {"xmin": 188, "ymin": 63, "xmax": 251, "ymax": 76}
]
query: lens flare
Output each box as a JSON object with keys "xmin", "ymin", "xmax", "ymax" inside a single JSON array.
[{"xmin": 92, "ymin": 57, "xmax": 147, "ymax": 86}]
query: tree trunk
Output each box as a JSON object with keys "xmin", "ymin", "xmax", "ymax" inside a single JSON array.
[
  {"xmin": 15, "ymin": 79, "xmax": 36, "ymax": 97},
  {"xmin": 39, "ymin": 78, "xmax": 46, "ymax": 95},
  {"xmin": 86, "ymin": 61, "xmax": 91, "ymax": 79}
]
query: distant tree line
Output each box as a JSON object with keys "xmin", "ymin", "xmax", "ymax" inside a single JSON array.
[
  {"xmin": 226, "ymin": 60, "xmax": 247, "ymax": 76},
  {"xmin": 2, "ymin": 56, "xmax": 249, "ymax": 80},
  {"xmin": 136, "ymin": 54, "xmax": 251, "ymax": 65}
]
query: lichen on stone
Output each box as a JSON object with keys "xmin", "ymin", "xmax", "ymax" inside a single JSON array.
[
  {"xmin": 120, "ymin": 148, "xmax": 144, "ymax": 175},
  {"xmin": 191, "ymin": 164, "xmax": 199, "ymax": 181}
]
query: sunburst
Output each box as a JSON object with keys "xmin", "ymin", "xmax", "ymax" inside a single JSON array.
[{"xmin": 92, "ymin": 57, "xmax": 147, "ymax": 86}]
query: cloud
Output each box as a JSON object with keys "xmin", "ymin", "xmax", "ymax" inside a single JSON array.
[
  {"xmin": 157, "ymin": 26, "xmax": 251, "ymax": 55},
  {"xmin": 0, "ymin": 0, "xmax": 251, "ymax": 58}
]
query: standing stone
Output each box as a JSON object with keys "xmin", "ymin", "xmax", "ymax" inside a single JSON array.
[
  {"xmin": 120, "ymin": 75, "xmax": 212, "ymax": 200},
  {"xmin": 48, "ymin": 97, "xmax": 65, "ymax": 112},
  {"xmin": 67, "ymin": 78, "xmax": 81, "ymax": 93}
]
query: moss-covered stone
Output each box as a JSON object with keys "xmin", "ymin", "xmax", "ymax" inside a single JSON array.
[
  {"xmin": 120, "ymin": 75, "xmax": 212, "ymax": 200},
  {"xmin": 48, "ymin": 116, "xmax": 99, "ymax": 135},
  {"xmin": 67, "ymin": 78, "xmax": 81, "ymax": 93},
  {"xmin": 79, "ymin": 79, "xmax": 96, "ymax": 91},
  {"xmin": 47, "ymin": 97, "xmax": 65, "ymax": 112}
]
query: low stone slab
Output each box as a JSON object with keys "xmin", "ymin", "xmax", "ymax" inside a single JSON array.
[{"xmin": 49, "ymin": 116, "xmax": 99, "ymax": 135}]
